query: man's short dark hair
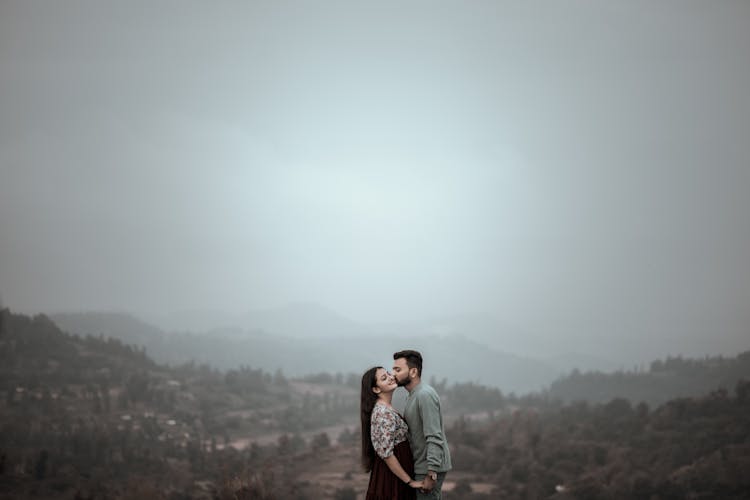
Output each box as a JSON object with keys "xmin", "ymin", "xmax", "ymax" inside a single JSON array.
[{"xmin": 393, "ymin": 349, "xmax": 423, "ymax": 377}]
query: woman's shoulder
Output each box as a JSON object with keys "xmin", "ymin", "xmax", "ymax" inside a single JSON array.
[
  {"xmin": 372, "ymin": 402, "xmax": 388, "ymax": 414},
  {"xmin": 373, "ymin": 401, "xmax": 394, "ymax": 411},
  {"xmin": 372, "ymin": 402, "xmax": 400, "ymax": 417}
]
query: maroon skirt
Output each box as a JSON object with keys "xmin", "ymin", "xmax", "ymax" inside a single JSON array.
[{"xmin": 365, "ymin": 440, "xmax": 416, "ymax": 500}]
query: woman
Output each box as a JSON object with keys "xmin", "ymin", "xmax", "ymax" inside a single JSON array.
[{"xmin": 361, "ymin": 366, "xmax": 423, "ymax": 499}]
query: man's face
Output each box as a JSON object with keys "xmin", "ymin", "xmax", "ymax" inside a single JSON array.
[{"xmin": 392, "ymin": 357, "xmax": 412, "ymax": 387}]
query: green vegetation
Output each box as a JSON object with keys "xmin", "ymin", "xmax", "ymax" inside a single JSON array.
[
  {"xmin": 1, "ymin": 308, "xmax": 748, "ymax": 499},
  {"xmin": 548, "ymin": 353, "xmax": 750, "ymax": 405},
  {"xmin": 446, "ymin": 384, "xmax": 750, "ymax": 499},
  {"xmin": 0, "ymin": 310, "xmax": 355, "ymax": 499}
]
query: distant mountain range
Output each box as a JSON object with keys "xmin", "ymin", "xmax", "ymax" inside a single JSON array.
[
  {"xmin": 49, "ymin": 301, "xmax": 749, "ymax": 394},
  {"xmin": 148, "ymin": 302, "xmax": 622, "ymax": 365},
  {"xmin": 51, "ymin": 305, "xmax": 565, "ymax": 393}
]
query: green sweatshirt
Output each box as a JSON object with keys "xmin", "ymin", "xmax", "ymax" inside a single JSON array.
[{"xmin": 403, "ymin": 382, "xmax": 452, "ymax": 474}]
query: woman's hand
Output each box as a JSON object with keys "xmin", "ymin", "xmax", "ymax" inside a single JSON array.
[{"xmin": 408, "ymin": 479, "xmax": 424, "ymax": 489}]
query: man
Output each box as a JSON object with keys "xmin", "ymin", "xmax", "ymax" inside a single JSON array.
[{"xmin": 392, "ymin": 349, "xmax": 452, "ymax": 499}]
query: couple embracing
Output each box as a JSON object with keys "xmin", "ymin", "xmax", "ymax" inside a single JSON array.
[{"xmin": 361, "ymin": 350, "xmax": 452, "ymax": 500}]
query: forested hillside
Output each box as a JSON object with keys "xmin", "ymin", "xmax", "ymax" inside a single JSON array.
[
  {"xmin": 446, "ymin": 385, "xmax": 750, "ymax": 499},
  {"xmin": 2, "ymin": 309, "xmax": 749, "ymax": 499},
  {"xmin": 548, "ymin": 352, "xmax": 750, "ymax": 405},
  {"xmin": 0, "ymin": 309, "xmax": 361, "ymax": 499}
]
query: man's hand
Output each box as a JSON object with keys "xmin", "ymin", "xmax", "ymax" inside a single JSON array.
[{"xmin": 422, "ymin": 472, "xmax": 436, "ymax": 492}]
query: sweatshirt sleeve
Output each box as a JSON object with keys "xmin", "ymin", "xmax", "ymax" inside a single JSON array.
[{"xmin": 416, "ymin": 389, "xmax": 446, "ymax": 470}]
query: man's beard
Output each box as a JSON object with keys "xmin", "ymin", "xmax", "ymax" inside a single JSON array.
[{"xmin": 396, "ymin": 373, "xmax": 412, "ymax": 387}]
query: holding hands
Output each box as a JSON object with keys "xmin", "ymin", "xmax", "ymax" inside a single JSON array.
[
  {"xmin": 407, "ymin": 479, "xmax": 424, "ymax": 489},
  {"xmin": 421, "ymin": 473, "xmax": 436, "ymax": 492}
]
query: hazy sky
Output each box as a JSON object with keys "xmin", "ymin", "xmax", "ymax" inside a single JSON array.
[{"xmin": 1, "ymin": 1, "xmax": 749, "ymax": 348}]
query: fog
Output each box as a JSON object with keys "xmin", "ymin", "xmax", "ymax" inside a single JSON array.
[{"xmin": 2, "ymin": 1, "xmax": 749, "ymax": 368}]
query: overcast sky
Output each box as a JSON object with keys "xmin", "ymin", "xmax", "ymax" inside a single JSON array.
[{"xmin": 1, "ymin": 1, "xmax": 749, "ymax": 350}]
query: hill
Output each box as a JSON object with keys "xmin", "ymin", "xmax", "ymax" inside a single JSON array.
[
  {"xmin": 3, "ymin": 308, "xmax": 750, "ymax": 499},
  {"xmin": 547, "ymin": 352, "xmax": 750, "ymax": 406},
  {"xmin": 50, "ymin": 311, "xmax": 561, "ymax": 393},
  {"xmin": 445, "ymin": 384, "xmax": 750, "ymax": 499},
  {"xmin": 0, "ymin": 309, "xmax": 361, "ymax": 499}
]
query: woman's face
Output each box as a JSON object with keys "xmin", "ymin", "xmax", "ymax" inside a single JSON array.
[{"xmin": 373, "ymin": 367, "xmax": 397, "ymax": 394}]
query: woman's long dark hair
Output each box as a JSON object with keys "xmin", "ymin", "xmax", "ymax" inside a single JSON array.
[{"xmin": 360, "ymin": 366, "xmax": 381, "ymax": 472}]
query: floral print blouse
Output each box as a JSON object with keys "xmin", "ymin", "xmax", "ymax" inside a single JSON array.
[{"xmin": 371, "ymin": 402, "xmax": 409, "ymax": 459}]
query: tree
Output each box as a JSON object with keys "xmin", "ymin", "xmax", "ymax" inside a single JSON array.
[
  {"xmin": 311, "ymin": 432, "xmax": 330, "ymax": 451},
  {"xmin": 333, "ymin": 487, "xmax": 356, "ymax": 500}
]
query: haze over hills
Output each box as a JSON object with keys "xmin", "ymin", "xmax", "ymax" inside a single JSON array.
[
  {"xmin": 51, "ymin": 305, "xmax": 558, "ymax": 393},
  {"xmin": 146, "ymin": 302, "xmax": 372, "ymax": 338},
  {"xmin": 148, "ymin": 302, "xmax": 613, "ymax": 363},
  {"xmin": 46, "ymin": 301, "xmax": 749, "ymax": 394},
  {"xmin": 53, "ymin": 310, "xmax": 167, "ymax": 346},
  {"xmin": 143, "ymin": 301, "xmax": 750, "ymax": 369}
]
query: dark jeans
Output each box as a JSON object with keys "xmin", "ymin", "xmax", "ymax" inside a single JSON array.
[{"xmin": 414, "ymin": 472, "xmax": 447, "ymax": 500}]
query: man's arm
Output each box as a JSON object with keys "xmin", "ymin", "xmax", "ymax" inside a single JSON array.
[{"xmin": 417, "ymin": 390, "xmax": 446, "ymax": 491}]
